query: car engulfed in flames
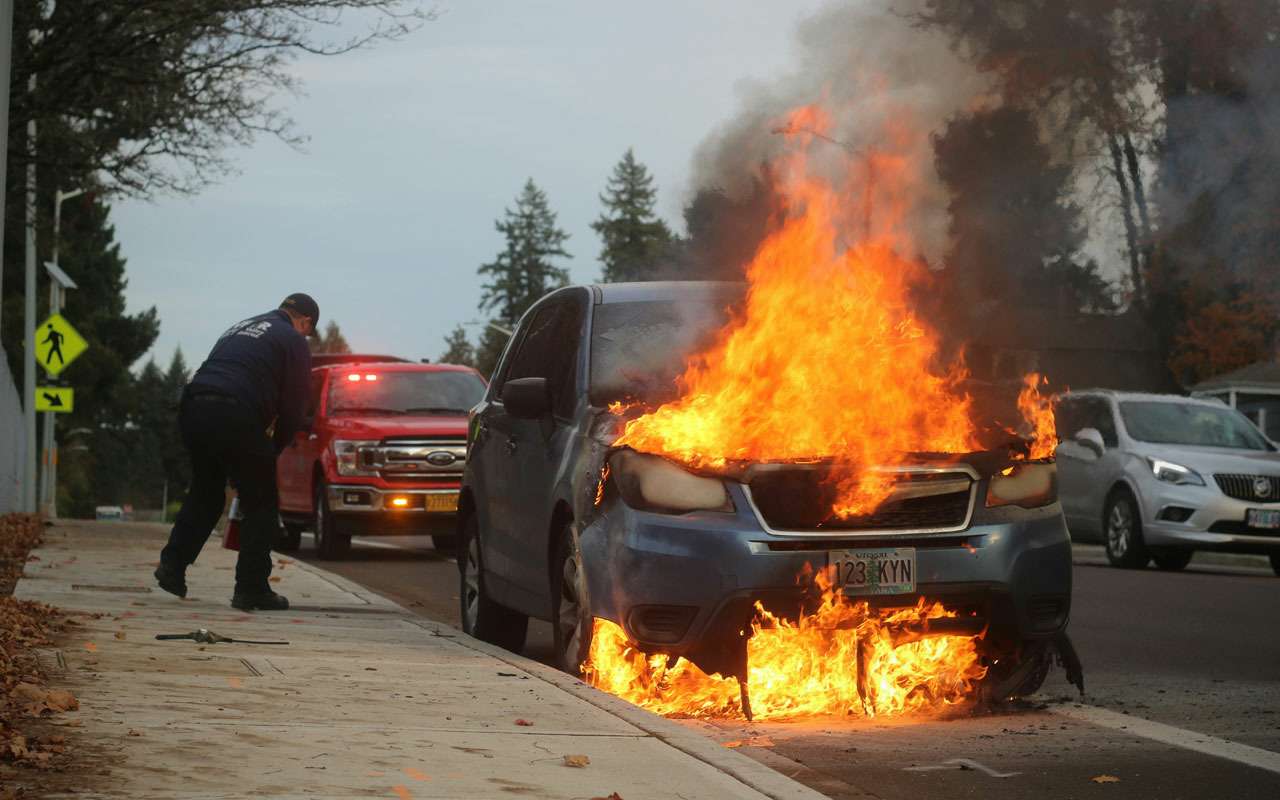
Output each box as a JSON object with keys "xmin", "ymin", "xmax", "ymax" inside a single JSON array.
[{"xmin": 458, "ymin": 100, "xmax": 1081, "ymax": 723}]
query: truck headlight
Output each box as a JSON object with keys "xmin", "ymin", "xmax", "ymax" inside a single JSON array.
[
  {"xmin": 608, "ymin": 450, "xmax": 733, "ymax": 513},
  {"xmin": 1148, "ymin": 458, "xmax": 1205, "ymax": 486},
  {"xmin": 986, "ymin": 462, "xmax": 1057, "ymax": 509},
  {"xmin": 332, "ymin": 439, "xmax": 380, "ymax": 477}
]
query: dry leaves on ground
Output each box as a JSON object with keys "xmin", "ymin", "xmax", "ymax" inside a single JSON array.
[
  {"xmin": 1091, "ymin": 775, "xmax": 1121, "ymax": 783},
  {"xmin": 562, "ymin": 754, "xmax": 590, "ymax": 768},
  {"xmin": 514, "ymin": 718, "xmax": 534, "ymax": 726}
]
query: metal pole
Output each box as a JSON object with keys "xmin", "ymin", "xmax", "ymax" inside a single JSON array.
[
  {"xmin": 40, "ymin": 189, "xmax": 79, "ymax": 518},
  {"xmin": 22, "ymin": 72, "xmax": 37, "ymax": 513},
  {"xmin": 0, "ymin": 0, "xmax": 13, "ymax": 335}
]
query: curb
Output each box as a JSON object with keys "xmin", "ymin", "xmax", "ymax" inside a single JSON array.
[
  {"xmin": 285, "ymin": 556, "xmax": 828, "ymax": 800},
  {"xmin": 1071, "ymin": 543, "xmax": 1274, "ymax": 572}
]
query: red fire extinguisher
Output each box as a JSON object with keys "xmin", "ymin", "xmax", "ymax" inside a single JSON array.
[{"xmin": 222, "ymin": 494, "xmax": 242, "ymax": 551}]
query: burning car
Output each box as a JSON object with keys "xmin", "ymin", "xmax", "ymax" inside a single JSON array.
[{"xmin": 458, "ymin": 281, "xmax": 1081, "ymax": 720}]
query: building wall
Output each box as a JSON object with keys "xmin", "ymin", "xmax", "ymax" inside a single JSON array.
[{"xmin": 0, "ymin": 344, "xmax": 26, "ymax": 513}]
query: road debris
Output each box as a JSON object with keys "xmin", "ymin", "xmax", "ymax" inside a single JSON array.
[{"xmin": 154, "ymin": 628, "xmax": 288, "ymax": 645}]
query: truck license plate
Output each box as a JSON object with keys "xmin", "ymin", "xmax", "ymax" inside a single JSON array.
[
  {"xmin": 829, "ymin": 547, "xmax": 916, "ymax": 596},
  {"xmin": 426, "ymin": 493, "xmax": 460, "ymax": 513},
  {"xmin": 1246, "ymin": 508, "xmax": 1280, "ymax": 529}
]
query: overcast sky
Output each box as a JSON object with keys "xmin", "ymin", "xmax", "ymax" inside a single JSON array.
[{"xmin": 113, "ymin": 1, "xmax": 833, "ymax": 368}]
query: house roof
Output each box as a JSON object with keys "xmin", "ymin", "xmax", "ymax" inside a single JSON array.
[{"xmin": 1191, "ymin": 360, "xmax": 1280, "ymax": 393}]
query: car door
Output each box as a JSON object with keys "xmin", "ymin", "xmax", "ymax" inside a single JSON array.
[{"xmin": 1055, "ymin": 396, "xmax": 1121, "ymax": 535}]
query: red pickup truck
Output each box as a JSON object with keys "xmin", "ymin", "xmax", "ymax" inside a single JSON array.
[{"xmin": 275, "ymin": 354, "xmax": 486, "ymax": 558}]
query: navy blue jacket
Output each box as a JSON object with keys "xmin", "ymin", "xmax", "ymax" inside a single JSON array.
[{"xmin": 188, "ymin": 309, "xmax": 312, "ymax": 453}]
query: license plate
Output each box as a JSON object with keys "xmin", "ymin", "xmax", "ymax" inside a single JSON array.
[
  {"xmin": 425, "ymin": 493, "xmax": 460, "ymax": 513},
  {"xmin": 829, "ymin": 547, "xmax": 916, "ymax": 595},
  {"xmin": 1246, "ymin": 508, "xmax": 1280, "ymax": 529}
]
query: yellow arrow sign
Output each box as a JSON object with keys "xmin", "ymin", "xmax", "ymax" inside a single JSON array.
[
  {"xmin": 36, "ymin": 313, "xmax": 88, "ymax": 377},
  {"xmin": 35, "ymin": 387, "xmax": 74, "ymax": 413}
]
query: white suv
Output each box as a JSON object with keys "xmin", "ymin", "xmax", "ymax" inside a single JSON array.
[{"xmin": 1054, "ymin": 391, "xmax": 1280, "ymax": 575}]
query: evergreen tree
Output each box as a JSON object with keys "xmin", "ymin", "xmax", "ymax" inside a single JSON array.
[
  {"xmin": 474, "ymin": 324, "xmax": 512, "ymax": 381},
  {"xmin": 310, "ymin": 320, "xmax": 352, "ymax": 354},
  {"xmin": 478, "ymin": 179, "xmax": 571, "ymax": 325},
  {"xmin": 161, "ymin": 348, "xmax": 192, "ymax": 507},
  {"xmin": 439, "ymin": 325, "xmax": 476, "ymax": 367},
  {"xmin": 592, "ymin": 149, "xmax": 673, "ymax": 282}
]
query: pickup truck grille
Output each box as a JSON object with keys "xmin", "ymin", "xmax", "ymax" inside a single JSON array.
[
  {"xmin": 745, "ymin": 466, "xmax": 975, "ymax": 534},
  {"xmin": 1214, "ymin": 473, "xmax": 1280, "ymax": 503},
  {"xmin": 361, "ymin": 437, "xmax": 466, "ymax": 481}
]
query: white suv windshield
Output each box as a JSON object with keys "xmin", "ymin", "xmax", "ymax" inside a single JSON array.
[{"xmin": 1119, "ymin": 401, "xmax": 1273, "ymax": 451}]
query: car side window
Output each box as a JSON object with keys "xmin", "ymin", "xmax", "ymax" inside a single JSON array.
[
  {"xmin": 1052, "ymin": 398, "xmax": 1080, "ymax": 443},
  {"xmin": 308, "ymin": 372, "xmax": 325, "ymax": 418},
  {"xmin": 1083, "ymin": 398, "xmax": 1119, "ymax": 448},
  {"xmin": 502, "ymin": 300, "xmax": 583, "ymax": 420}
]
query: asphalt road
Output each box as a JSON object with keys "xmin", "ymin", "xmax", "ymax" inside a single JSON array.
[{"xmin": 292, "ymin": 534, "xmax": 1280, "ymax": 799}]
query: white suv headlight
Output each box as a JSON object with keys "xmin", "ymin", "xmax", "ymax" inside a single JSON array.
[
  {"xmin": 1148, "ymin": 458, "xmax": 1205, "ymax": 486},
  {"xmin": 608, "ymin": 450, "xmax": 733, "ymax": 513},
  {"xmin": 332, "ymin": 439, "xmax": 380, "ymax": 477}
]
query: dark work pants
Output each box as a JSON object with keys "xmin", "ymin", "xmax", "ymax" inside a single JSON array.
[{"xmin": 160, "ymin": 393, "xmax": 278, "ymax": 593}]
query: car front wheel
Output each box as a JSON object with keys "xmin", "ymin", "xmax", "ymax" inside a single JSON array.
[
  {"xmin": 313, "ymin": 482, "xmax": 351, "ymax": 560},
  {"xmin": 551, "ymin": 526, "xmax": 593, "ymax": 676},
  {"xmin": 1151, "ymin": 547, "xmax": 1193, "ymax": 571},
  {"xmin": 1104, "ymin": 489, "xmax": 1149, "ymax": 568},
  {"xmin": 459, "ymin": 514, "xmax": 528, "ymax": 652}
]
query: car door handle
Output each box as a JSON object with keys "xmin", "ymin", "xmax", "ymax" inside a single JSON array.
[{"xmin": 504, "ymin": 436, "xmax": 518, "ymax": 455}]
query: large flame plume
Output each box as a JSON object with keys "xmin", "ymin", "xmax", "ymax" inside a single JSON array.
[
  {"xmin": 584, "ymin": 571, "xmax": 986, "ymax": 720},
  {"xmin": 614, "ymin": 105, "xmax": 993, "ymax": 516}
]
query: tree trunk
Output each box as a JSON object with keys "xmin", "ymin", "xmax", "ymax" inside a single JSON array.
[{"xmin": 1109, "ymin": 130, "xmax": 1144, "ymax": 307}]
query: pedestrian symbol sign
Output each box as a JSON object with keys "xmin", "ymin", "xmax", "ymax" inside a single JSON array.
[
  {"xmin": 36, "ymin": 313, "xmax": 88, "ymax": 377},
  {"xmin": 35, "ymin": 387, "xmax": 74, "ymax": 413}
]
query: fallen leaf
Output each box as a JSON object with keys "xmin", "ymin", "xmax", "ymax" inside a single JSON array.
[
  {"xmin": 514, "ymin": 718, "xmax": 534, "ymax": 727},
  {"xmin": 562, "ymin": 754, "xmax": 590, "ymax": 768},
  {"xmin": 49, "ymin": 735, "xmax": 65, "ymax": 744},
  {"xmin": 45, "ymin": 690, "xmax": 79, "ymax": 711},
  {"xmin": 269, "ymin": 576, "xmax": 282, "ymax": 583},
  {"xmin": 403, "ymin": 767, "xmax": 430, "ymax": 781},
  {"xmin": 227, "ymin": 677, "xmax": 243, "ymax": 689},
  {"xmin": 127, "ymin": 729, "xmax": 143, "ymax": 737},
  {"xmin": 11, "ymin": 682, "xmax": 45, "ymax": 703},
  {"xmin": 114, "ymin": 631, "xmax": 127, "ymax": 640},
  {"xmin": 1091, "ymin": 775, "xmax": 1121, "ymax": 784},
  {"xmin": 391, "ymin": 786, "xmax": 412, "ymax": 800},
  {"xmin": 723, "ymin": 740, "xmax": 743, "ymax": 748},
  {"xmin": 84, "ymin": 642, "xmax": 97, "ymax": 652}
]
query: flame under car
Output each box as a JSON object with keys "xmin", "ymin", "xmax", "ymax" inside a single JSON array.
[{"xmin": 457, "ymin": 282, "xmax": 1078, "ymax": 718}]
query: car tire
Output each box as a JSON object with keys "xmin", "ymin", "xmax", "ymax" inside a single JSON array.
[
  {"xmin": 1151, "ymin": 548, "xmax": 1193, "ymax": 571},
  {"xmin": 1269, "ymin": 552, "xmax": 1280, "ymax": 577},
  {"xmin": 1103, "ymin": 489, "xmax": 1149, "ymax": 568},
  {"xmin": 313, "ymin": 482, "xmax": 351, "ymax": 560},
  {"xmin": 276, "ymin": 523, "xmax": 303, "ymax": 552},
  {"xmin": 550, "ymin": 526, "xmax": 593, "ymax": 676},
  {"xmin": 431, "ymin": 533, "xmax": 458, "ymax": 554},
  {"xmin": 458, "ymin": 514, "xmax": 528, "ymax": 652}
]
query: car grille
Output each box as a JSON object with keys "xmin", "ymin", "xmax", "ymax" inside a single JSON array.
[
  {"xmin": 363, "ymin": 437, "xmax": 467, "ymax": 480},
  {"xmin": 745, "ymin": 467, "xmax": 975, "ymax": 534},
  {"xmin": 1213, "ymin": 473, "xmax": 1280, "ymax": 503}
]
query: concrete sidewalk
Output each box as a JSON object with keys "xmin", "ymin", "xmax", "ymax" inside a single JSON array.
[{"xmin": 15, "ymin": 521, "xmax": 825, "ymax": 800}]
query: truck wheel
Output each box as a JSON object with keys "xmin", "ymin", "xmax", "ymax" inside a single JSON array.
[
  {"xmin": 276, "ymin": 523, "xmax": 303, "ymax": 552},
  {"xmin": 550, "ymin": 526, "xmax": 593, "ymax": 676},
  {"xmin": 1151, "ymin": 548, "xmax": 1193, "ymax": 571},
  {"xmin": 313, "ymin": 482, "xmax": 351, "ymax": 560},
  {"xmin": 459, "ymin": 514, "xmax": 527, "ymax": 652},
  {"xmin": 1103, "ymin": 489, "xmax": 1148, "ymax": 568}
]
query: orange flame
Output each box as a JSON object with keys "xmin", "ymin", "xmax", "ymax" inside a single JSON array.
[
  {"xmin": 584, "ymin": 571, "xmax": 986, "ymax": 720},
  {"xmin": 614, "ymin": 115, "xmax": 979, "ymax": 516},
  {"xmin": 1017, "ymin": 373, "xmax": 1057, "ymax": 459}
]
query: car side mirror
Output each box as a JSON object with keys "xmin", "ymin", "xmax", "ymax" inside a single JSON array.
[
  {"xmin": 1073, "ymin": 427, "xmax": 1106, "ymax": 456},
  {"xmin": 502, "ymin": 377, "xmax": 551, "ymax": 420}
]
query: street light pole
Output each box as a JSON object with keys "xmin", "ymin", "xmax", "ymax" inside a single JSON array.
[
  {"xmin": 39, "ymin": 188, "xmax": 85, "ymax": 517},
  {"xmin": 22, "ymin": 71, "xmax": 37, "ymax": 513}
]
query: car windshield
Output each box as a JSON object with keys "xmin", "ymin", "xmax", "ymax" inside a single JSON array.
[
  {"xmin": 1118, "ymin": 401, "xmax": 1273, "ymax": 450},
  {"xmin": 327, "ymin": 370, "xmax": 485, "ymax": 416},
  {"xmin": 589, "ymin": 290, "xmax": 743, "ymax": 406}
]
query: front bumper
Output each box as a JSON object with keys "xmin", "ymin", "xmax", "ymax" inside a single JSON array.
[
  {"xmin": 1137, "ymin": 479, "xmax": 1280, "ymax": 552},
  {"xmin": 579, "ymin": 492, "xmax": 1072, "ymax": 656},
  {"xmin": 327, "ymin": 484, "xmax": 459, "ymax": 536}
]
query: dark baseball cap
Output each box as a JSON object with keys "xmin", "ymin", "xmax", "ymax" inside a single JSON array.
[{"xmin": 280, "ymin": 293, "xmax": 320, "ymax": 327}]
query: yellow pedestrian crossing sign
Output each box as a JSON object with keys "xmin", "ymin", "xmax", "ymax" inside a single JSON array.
[
  {"xmin": 37, "ymin": 313, "xmax": 88, "ymax": 377},
  {"xmin": 35, "ymin": 387, "xmax": 74, "ymax": 413}
]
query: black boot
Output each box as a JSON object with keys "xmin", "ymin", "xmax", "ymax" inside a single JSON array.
[
  {"xmin": 154, "ymin": 562, "xmax": 188, "ymax": 598},
  {"xmin": 230, "ymin": 589, "xmax": 289, "ymax": 611}
]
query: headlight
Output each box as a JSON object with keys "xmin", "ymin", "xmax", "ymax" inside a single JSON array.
[
  {"xmin": 986, "ymin": 462, "xmax": 1057, "ymax": 509},
  {"xmin": 1148, "ymin": 458, "xmax": 1205, "ymax": 486},
  {"xmin": 332, "ymin": 439, "xmax": 380, "ymax": 477},
  {"xmin": 608, "ymin": 450, "xmax": 733, "ymax": 513}
]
